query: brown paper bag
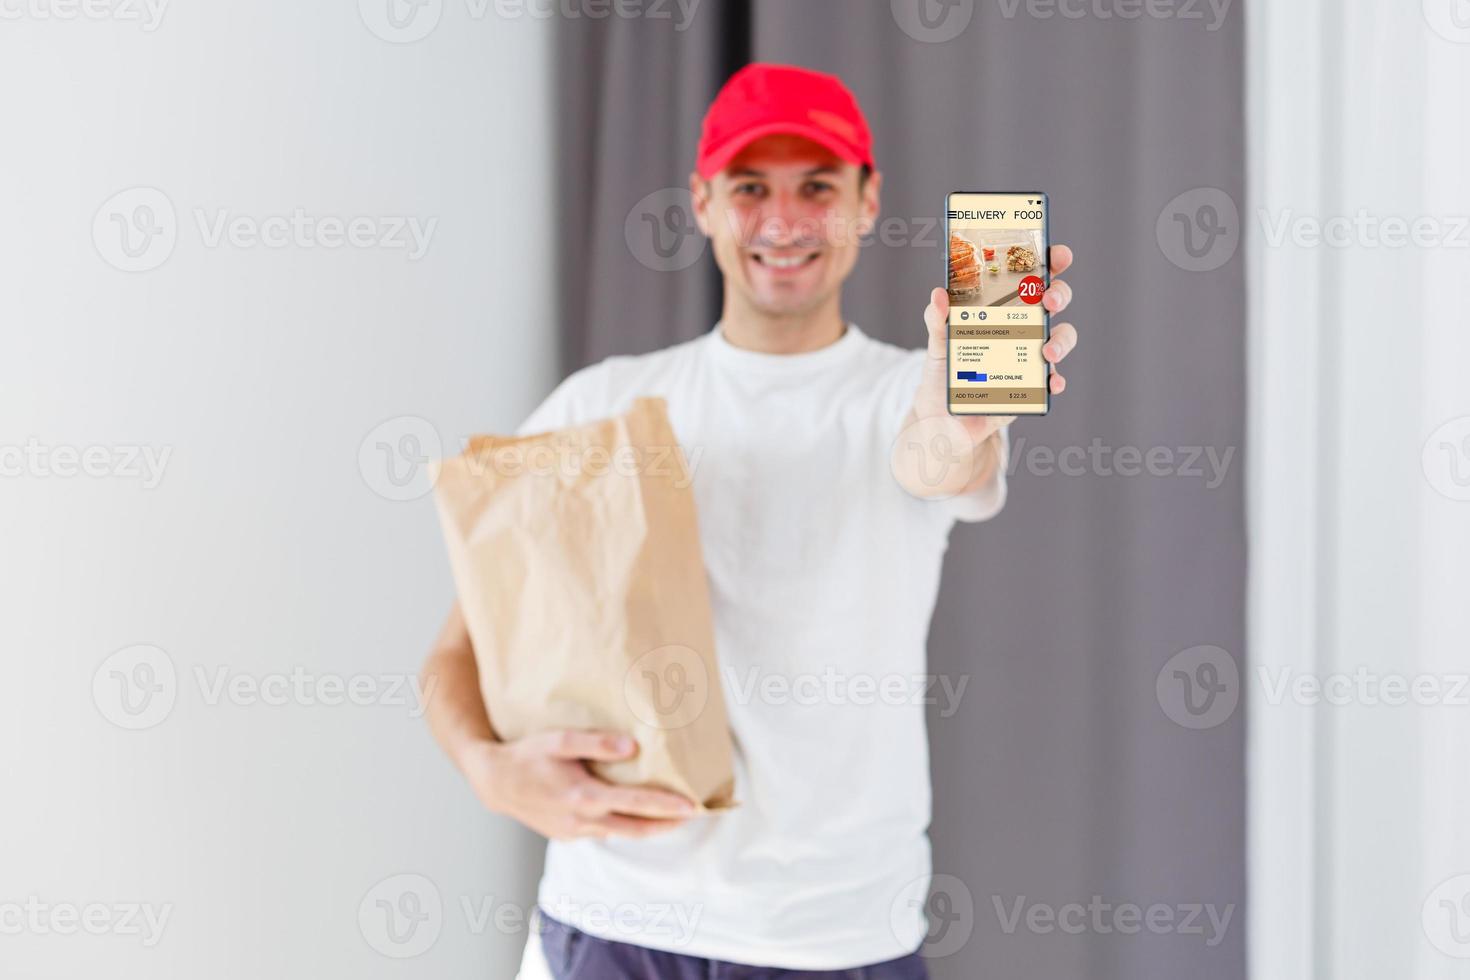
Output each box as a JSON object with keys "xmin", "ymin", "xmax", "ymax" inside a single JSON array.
[{"xmin": 431, "ymin": 397, "xmax": 736, "ymax": 811}]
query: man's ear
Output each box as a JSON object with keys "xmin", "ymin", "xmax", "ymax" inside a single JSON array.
[
  {"xmin": 690, "ymin": 172, "xmax": 712, "ymax": 236},
  {"xmin": 856, "ymin": 168, "xmax": 881, "ymax": 238}
]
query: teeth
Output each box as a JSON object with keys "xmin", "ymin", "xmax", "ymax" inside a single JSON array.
[{"xmin": 757, "ymin": 254, "xmax": 813, "ymax": 269}]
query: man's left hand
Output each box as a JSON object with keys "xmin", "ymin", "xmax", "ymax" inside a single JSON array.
[{"xmin": 894, "ymin": 244, "xmax": 1077, "ymax": 498}]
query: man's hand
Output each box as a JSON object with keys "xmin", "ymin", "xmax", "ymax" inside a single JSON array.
[
  {"xmin": 894, "ymin": 244, "xmax": 1078, "ymax": 498},
  {"xmin": 458, "ymin": 730, "xmax": 697, "ymax": 841},
  {"xmin": 422, "ymin": 604, "xmax": 695, "ymax": 842}
]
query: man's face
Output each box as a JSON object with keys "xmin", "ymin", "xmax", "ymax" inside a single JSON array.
[{"xmin": 691, "ymin": 134, "xmax": 880, "ymax": 319}]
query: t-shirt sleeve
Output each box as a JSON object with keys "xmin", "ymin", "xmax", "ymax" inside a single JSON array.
[
  {"xmin": 881, "ymin": 348, "xmax": 1010, "ymax": 525},
  {"xmin": 514, "ymin": 361, "xmax": 611, "ymax": 436}
]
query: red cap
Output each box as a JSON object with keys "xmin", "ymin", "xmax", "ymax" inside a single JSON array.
[{"xmin": 696, "ymin": 64, "xmax": 874, "ymax": 180}]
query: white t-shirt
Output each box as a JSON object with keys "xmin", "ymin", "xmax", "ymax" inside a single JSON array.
[{"xmin": 516, "ymin": 323, "xmax": 1008, "ymax": 970}]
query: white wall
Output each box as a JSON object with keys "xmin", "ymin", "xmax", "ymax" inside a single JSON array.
[
  {"xmin": 0, "ymin": 5, "xmax": 554, "ymax": 977},
  {"xmin": 1248, "ymin": 2, "xmax": 1470, "ymax": 978}
]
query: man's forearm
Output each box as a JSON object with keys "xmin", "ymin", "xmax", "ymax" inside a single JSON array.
[
  {"xmin": 893, "ymin": 410, "xmax": 1008, "ymax": 500},
  {"xmin": 961, "ymin": 429, "xmax": 1006, "ymax": 495},
  {"xmin": 422, "ymin": 603, "xmax": 497, "ymax": 771}
]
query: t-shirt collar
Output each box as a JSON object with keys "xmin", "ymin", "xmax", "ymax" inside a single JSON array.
[{"xmin": 706, "ymin": 321, "xmax": 865, "ymax": 374}]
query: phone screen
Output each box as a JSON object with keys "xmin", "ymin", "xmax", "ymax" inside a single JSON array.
[{"xmin": 946, "ymin": 192, "xmax": 1050, "ymax": 415}]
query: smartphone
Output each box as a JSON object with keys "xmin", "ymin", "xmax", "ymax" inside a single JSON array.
[{"xmin": 945, "ymin": 192, "xmax": 1050, "ymax": 415}]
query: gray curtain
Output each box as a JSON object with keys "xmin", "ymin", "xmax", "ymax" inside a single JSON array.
[{"xmin": 553, "ymin": 4, "xmax": 1246, "ymax": 978}]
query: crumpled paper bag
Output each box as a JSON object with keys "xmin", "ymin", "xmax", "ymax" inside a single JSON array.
[{"xmin": 432, "ymin": 397, "xmax": 736, "ymax": 811}]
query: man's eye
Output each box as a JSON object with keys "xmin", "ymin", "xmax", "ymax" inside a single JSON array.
[
  {"xmin": 803, "ymin": 181, "xmax": 836, "ymax": 196},
  {"xmin": 733, "ymin": 183, "xmax": 765, "ymax": 198}
]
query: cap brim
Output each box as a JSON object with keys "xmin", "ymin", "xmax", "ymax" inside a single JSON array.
[{"xmin": 698, "ymin": 120, "xmax": 867, "ymax": 179}]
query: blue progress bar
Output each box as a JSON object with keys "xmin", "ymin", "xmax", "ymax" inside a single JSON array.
[{"xmin": 956, "ymin": 371, "xmax": 988, "ymax": 381}]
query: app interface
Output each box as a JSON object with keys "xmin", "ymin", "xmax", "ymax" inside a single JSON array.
[{"xmin": 947, "ymin": 193, "xmax": 1049, "ymax": 415}]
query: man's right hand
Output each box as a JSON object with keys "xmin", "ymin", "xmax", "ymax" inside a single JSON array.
[
  {"xmin": 421, "ymin": 605, "xmax": 693, "ymax": 841},
  {"xmin": 458, "ymin": 730, "xmax": 697, "ymax": 841}
]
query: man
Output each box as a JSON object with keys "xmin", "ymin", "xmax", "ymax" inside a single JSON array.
[{"xmin": 422, "ymin": 63, "xmax": 1078, "ymax": 978}]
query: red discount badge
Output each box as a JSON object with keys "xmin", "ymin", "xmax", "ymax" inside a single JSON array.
[{"xmin": 1018, "ymin": 275, "xmax": 1045, "ymax": 305}]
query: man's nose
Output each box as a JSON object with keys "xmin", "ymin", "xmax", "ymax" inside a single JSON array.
[
  {"xmin": 758, "ymin": 201, "xmax": 799, "ymax": 245},
  {"xmin": 756, "ymin": 194, "xmax": 820, "ymax": 246}
]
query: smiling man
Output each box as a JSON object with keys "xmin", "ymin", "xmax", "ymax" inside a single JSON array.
[{"xmin": 421, "ymin": 63, "xmax": 1078, "ymax": 978}]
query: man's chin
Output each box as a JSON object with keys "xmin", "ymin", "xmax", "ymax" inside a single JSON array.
[{"xmin": 743, "ymin": 287, "xmax": 834, "ymax": 319}]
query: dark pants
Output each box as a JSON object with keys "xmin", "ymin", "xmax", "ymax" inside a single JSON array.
[{"xmin": 537, "ymin": 911, "xmax": 929, "ymax": 980}]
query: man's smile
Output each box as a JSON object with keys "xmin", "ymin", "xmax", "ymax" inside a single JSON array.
[{"xmin": 747, "ymin": 249, "xmax": 823, "ymax": 276}]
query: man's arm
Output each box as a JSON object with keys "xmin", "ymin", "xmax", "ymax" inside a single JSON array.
[
  {"xmin": 422, "ymin": 602, "xmax": 497, "ymax": 766},
  {"xmin": 421, "ymin": 603, "xmax": 697, "ymax": 840},
  {"xmin": 893, "ymin": 245, "xmax": 1077, "ymax": 500}
]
